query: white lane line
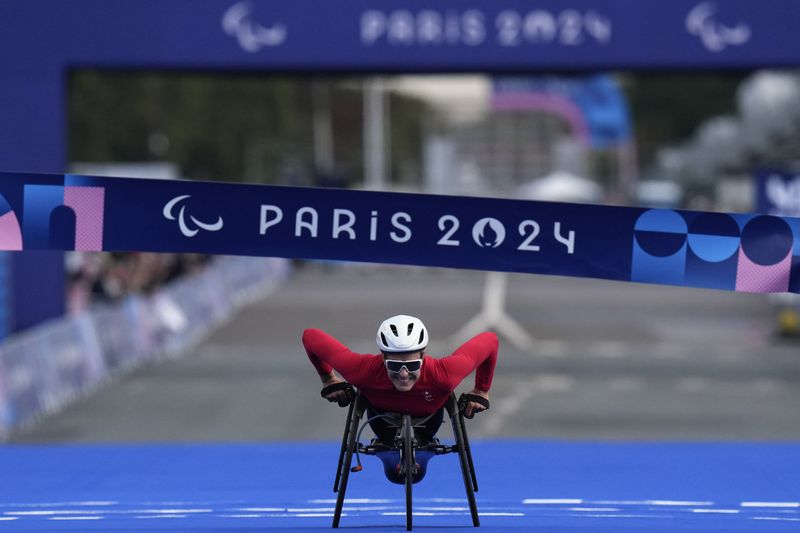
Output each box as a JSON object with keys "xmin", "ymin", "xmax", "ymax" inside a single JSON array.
[
  {"xmin": 0, "ymin": 517, "xmax": 19, "ymax": 521},
  {"xmin": 48, "ymin": 516, "xmax": 103, "ymax": 521},
  {"xmin": 295, "ymin": 513, "xmax": 335, "ymax": 517},
  {"xmin": 645, "ymin": 500, "xmax": 713, "ymax": 506},
  {"xmin": 0, "ymin": 501, "xmax": 118, "ymax": 508},
  {"xmin": 382, "ymin": 512, "xmax": 436, "ymax": 516},
  {"xmin": 752, "ymin": 517, "xmax": 800, "ymax": 522},
  {"xmin": 575, "ymin": 513, "xmax": 666, "ymax": 519},
  {"xmin": 220, "ymin": 514, "xmax": 263, "ymax": 518},
  {"xmin": 692, "ymin": 509, "xmax": 740, "ymax": 514},
  {"xmin": 138, "ymin": 508, "xmax": 212, "ymax": 514},
  {"xmin": 235, "ymin": 507, "xmax": 285, "ymax": 512},
  {"xmin": 310, "ymin": 498, "xmax": 394, "ymax": 504},
  {"xmin": 568, "ymin": 507, "xmax": 621, "ymax": 512},
  {"xmin": 479, "ymin": 512, "xmax": 525, "ymax": 517},
  {"xmin": 523, "ymin": 499, "xmax": 583, "ymax": 505},
  {"xmin": 287, "ymin": 507, "xmax": 334, "ymax": 512},
  {"xmin": 341, "ymin": 506, "xmax": 397, "ymax": 511},
  {"xmin": 6, "ymin": 510, "xmax": 103, "ymax": 516},
  {"xmin": 417, "ymin": 507, "xmax": 468, "ymax": 512},
  {"xmin": 134, "ymin": 514, "xmax": 187, "ymax": 519},
  {"xmin": 742, "ymin": 502, "xmax": 800, "ymax": 508}
]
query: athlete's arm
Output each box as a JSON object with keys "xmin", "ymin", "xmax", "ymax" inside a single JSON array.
[
  {"xmin": 302, "ymin": 328, "xmax": 368, "ymax": 386},
  {"xmin": 435, "ymin": 332, "xmax": 498, "ymax": 417},
  {"xmin": 435, "ymin": 331, "xmax": 498, "ymax": 392}
]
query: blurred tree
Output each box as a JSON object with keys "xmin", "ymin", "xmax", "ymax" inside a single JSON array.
[
  {"xmin": 624, "ymin": 73, "xmax": 747, "ymax": 168},
  {"xmin": 68, "ymin": 72, "xmax": 424, "ymax": 188}
]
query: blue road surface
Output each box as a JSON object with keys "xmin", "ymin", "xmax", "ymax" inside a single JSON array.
[{"xmin": 1, "ymin": 440, "xmax": 799, "ymax": 532}]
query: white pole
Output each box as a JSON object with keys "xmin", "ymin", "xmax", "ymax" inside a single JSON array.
[
  {"xmin": 312, "ymin": 79, "xmax": 334, "ymax": 176},
  {"xmin": 364, "ymin": 77, "xmax": 386, "ymax": 190}
]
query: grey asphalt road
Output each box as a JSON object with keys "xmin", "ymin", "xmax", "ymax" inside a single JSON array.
[{"xmin": 10, "ymin": 263, "xmax": 800, "ymax": 443}]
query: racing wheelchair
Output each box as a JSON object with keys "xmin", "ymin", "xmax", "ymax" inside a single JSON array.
[{"xmin": 324, "ymin": 383, "xmax": 486, "ymax": 530}]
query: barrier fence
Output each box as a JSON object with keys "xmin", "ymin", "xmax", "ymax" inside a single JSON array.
[{"xmin": 0, "ymin": 256, "xmax": 290, "ymax": 438}]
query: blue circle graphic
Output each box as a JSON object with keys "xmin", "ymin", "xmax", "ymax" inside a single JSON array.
[
  {"xmin": 634, "ymin": 210, "xmax": 687, "ymax": 257},
  {"xmin": 687, "ymin": 213, "xmax": 741, "ymax": 262},
  {"xmin": 740, "ymin": 216, "xmax": 793, "ymax": 266}
]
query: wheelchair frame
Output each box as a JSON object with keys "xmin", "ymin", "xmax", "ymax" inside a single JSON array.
[{"xmin": 332, "ymin": 390, "xmax": 479, "ymax": 530}]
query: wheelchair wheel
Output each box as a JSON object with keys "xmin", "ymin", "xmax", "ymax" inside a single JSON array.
[
  {"xmin": 333, "ymin": 399, "xmax": 362, "ymax": 528},
  {"xmin": 402, "ymin": 414, "xmax": 413, "ymax": 531},
  {"xmin": 458, "ymin": 409, "xmax": 478, "ymax": 492},
  {"xmin": 334, "ymin": 400, "xmax": 355, "ymax": 493},
  {"xmin": 451, "ymin": 402, "xmax": 479, "ymax": 527}
]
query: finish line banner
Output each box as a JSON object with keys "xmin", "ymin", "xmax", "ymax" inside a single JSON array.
[{"xmin": 1, "ymin": 172, "xmax": 799, "ymax": 294}]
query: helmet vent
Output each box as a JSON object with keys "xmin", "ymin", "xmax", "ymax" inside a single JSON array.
[
  {"xmin": 390, "ymin": 324, "xmax": 398, "ymax": 337},
  {"xmin": 407, "ymin": 323, "xmax": 414, "ymax": 335},
  {"xmin": 418, "ymin": 330, "xmax": 425, "ymax": 345},
  {"xmin": 381, "ymin": 332, "xmax": 388, "ymax": 346}
]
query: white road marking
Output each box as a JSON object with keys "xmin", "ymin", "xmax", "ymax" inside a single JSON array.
[
  {"xmin": 523, "ymin": 499, "xmax": 583, "ymax": 505},
  {"xmin": 645, "ymin": 500, "xmax": 713, "ymax": 506},
  {"xmin": 48, "ymin": 516, "xmax": 103, "ymax": 520},
  {"xmin": 742, "ymin": 502, "xmax": 800, "ymax": 508},
  {"xmin": 417, "ymin": 507, "xmax": 468, "ymax": 511},
  {"xmin": 568, "ymin": 507, "xmax": 621, "ymax": 512},
  {"xmin": 236, "ymin": 507, "xmax": 285, "ymax": 512},
  {"xmin": 576, "ymin": 513, "xmax": 666, "ymax": 519},
  {"xmin": 310, "ymin": 498, "xmax": 393, "ymax": 504},
  {"xmin": 220, "ymin": 514, "xmax": 263, "ymax": 518},
  {"xmin": 0, "ymin": 517, "xmax": 18, "ymax": 521},
  {"xmin": 752, "ymin": 516, "xmax": 800, "ymax": 522},
  {"xmin": 382, "ymin": 512, "xmax": 436, "ymax": 516},
  {"xmin": 134, "ymin": 514, "xmax": 187, "ymax": 519},
  {"xmin": 0, "ymin": 501, "xmax": 118, "ymax": 508},
  {"xmin": 479, "ymin": 512, "xmax": 524, "ymax": 516},
  {"xmin": 692, "ymin": 509, "xmax": 740, "ymax": 514}
]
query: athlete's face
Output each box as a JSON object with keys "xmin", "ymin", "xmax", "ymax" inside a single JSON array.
[{"xmin": 383, "ymin": 351, "xmax": 423, "ymax": 392}]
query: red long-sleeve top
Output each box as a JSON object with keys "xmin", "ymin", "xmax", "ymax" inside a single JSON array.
[{"xmin": 303, "ymin": 328, "xmax": 498, "ymax": 416}]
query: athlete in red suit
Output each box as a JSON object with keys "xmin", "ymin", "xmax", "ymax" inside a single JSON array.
[{"xmin": 303, "ymin": 314, "xmax": 498, "ymax": 446}]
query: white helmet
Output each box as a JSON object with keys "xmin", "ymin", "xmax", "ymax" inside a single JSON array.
[{"xmin": 376, "ymin": 314, "xmax": 428, "ymax": 353}]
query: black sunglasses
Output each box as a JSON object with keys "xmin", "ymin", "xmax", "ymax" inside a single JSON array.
[{"xmin": 384, "ymin": 359, "xmax": 423, "ymax": 373}]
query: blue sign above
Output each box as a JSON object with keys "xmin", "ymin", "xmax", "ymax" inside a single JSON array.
[
  {"xmin": 1, "ymin": 172, "xmax": 799, "ymax": 294},
  {"xmin": 0, "ymin": 0, "xmax": 798, "ymax": 74}
]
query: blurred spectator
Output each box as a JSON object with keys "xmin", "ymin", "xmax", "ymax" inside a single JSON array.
[{"xmin": 66, "ymin": 251, "xmax": 210, "ymax": 314}]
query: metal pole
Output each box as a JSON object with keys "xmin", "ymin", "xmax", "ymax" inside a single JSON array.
[{"xmin": 364, "ymin": 77, "xmax": 386, "ymax": 190}]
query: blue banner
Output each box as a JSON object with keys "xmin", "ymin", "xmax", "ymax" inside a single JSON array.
[
  {"xmin": 1, "ymin": 1, "xmax": 799, "ymax": 73},
  {"xmin": 1, "ymin": 172, "xmax": 799, "ymax": 294},
  {"xmin": 756, "ymin": 169, "xmax": 800, "ymax": 218}
]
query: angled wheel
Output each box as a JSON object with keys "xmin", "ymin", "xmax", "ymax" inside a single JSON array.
[
  {"xmin": 458, "ymin": 409, "xmax": 478, "ymax": 492},
  {"xmin": 450, "ymin": 398, "xmax": 479, "ymax": 527},
  {"xmin": 334, "ymin": 400, "xmax": 356, "ymax": 492},
  {"xmin": 403, "ymin": 414, "xmax": 414, "ymax": 531},
  {"xmin": 333, "ymin": 396, "xmax": 363, "ymax": 528}
]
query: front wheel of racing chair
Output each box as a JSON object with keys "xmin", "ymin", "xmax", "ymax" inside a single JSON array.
[{"xmin": 331, "ymin": 386, "xmax": 483, "ymax": 530}]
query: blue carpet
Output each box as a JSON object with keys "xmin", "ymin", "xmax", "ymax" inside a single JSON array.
[{"xmin": 0, "ymin": 440, "xmax": 798, "ymax": 531}]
